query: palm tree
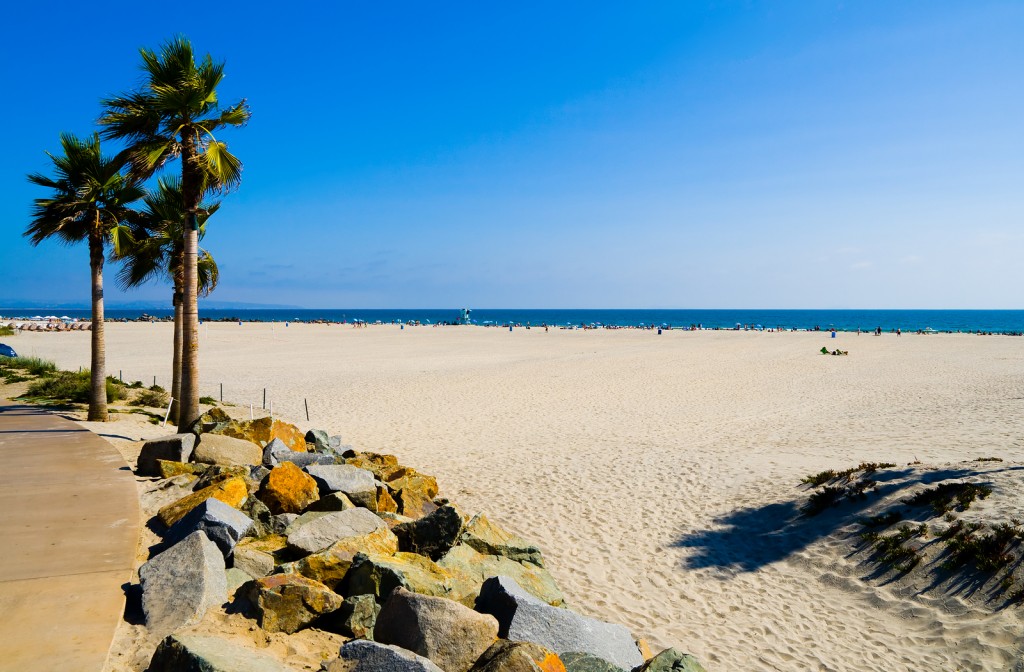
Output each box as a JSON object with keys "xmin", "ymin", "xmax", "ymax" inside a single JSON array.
[
  {"xmin": 99, "ymin": 36, "xmax": 249, "ymax": 432},
  {"xmin": 117, "ymin": 177, "xmax": 220, "ymax": 423},
  {"xmin": 26, "ymin": 133, "xmax": 143, "ymax": 421}
]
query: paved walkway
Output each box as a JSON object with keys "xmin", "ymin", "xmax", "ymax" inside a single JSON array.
[{"xmin": 0, "ymin": 401, "xmax": 140, "ymax": 672}]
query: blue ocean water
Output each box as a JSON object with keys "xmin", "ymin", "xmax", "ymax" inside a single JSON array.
[{"xmin": 2, "ymin": 308, "xmax": 1023, "ymax": 334}]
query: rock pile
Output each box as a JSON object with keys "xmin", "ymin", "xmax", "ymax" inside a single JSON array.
[{"xmin": 134, "ymin": 412, "xmax": 707, "ymax": 672}]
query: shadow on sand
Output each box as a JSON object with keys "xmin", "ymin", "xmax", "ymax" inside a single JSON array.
[{"xmin": 671, "ymin": 466, "xmax": 1005, "ymax": 574}]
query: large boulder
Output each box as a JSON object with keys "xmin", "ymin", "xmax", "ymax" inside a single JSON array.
[
  {"xmin": 247, "ymin": 574, "xmax": 344, "ymax": 633},
  {"xmin": 212, "ymin": 416, "xmax": 306, "ymax": 451},
  {"xmin": 306, "ymin": 464, "xmax": 378, "ymax": 497},
  {"xmin": 440, "ymin": 545, "xmax": 563, "ymax": 606},
  {"xmin": 350, "ymin": 485, "xmax": 399, "ymax": 514},
  {"xmin": 286, "ymin": 507, "xmax": 389, "ymax": 555},
  {"xmin": 324, "ymin": 640, "xmax": 443, "ymax": 672},
  {"xmin": 263, "ymin": 437, "xmax": 334, "ymax": 468},
  {"xmin": 472, "ymin": 640, "xmax": 567, "ymax": 672},
  {"xmin": 139, "ymin": 531, "xmax": 227, "ymax": 636},
  {"xmin": 306, "ymin": 492, "xmax": 357, "ymax": 513},
  {"xmin": 286, "ymin": 525, "xmax": 398, "ymax": 589},
  {"xmin": 138, "ymin": 433, "xmax": 196, "ymax": 476},
  {"xmin": 374, "ymin": 587, "xmax": 498, "ymax": 672},
  {"xmin": 149, "ymin": 633, "xmax": 293, "ymax": 672},
  {"xmin": 305, "ymin": 428, "xmax": 330, "ymax": 451},
  {"xmin": 385, "ymin": 468, "xmax": 439, "ymax": 518},
  {"xmin": 475, "ymin": 576, "xmax": 642, "ymax": 671},
  {"xmin": 345, "ymin": 452, "xmax": 401, "ymax": 480},
  {"xmin": 633, "ymin": 649, "xmax": 706, "ymax": 672},
  {"xmin": 393, "ymin": 504, "xmax": 465, "ymax": 560},
  {"xmin": 330, "ymin": 594, "xmax": 380, "ymax": 639},
  {"xmin": 157, "ymin": 460, "xmax": 207, "ymax": 479},
  {"xmin": 233, "ymin": 545, "xmax": 275, "ymax": 578},
  {"xmin": 165, "ymin": 497, "xmax": 254, "ymax": 558},
  {"xmin": 560, "ymin": 653, "xmax": 625, "ymax": 672},
  {"xmin": 192, "ymin": 465, "xmax": 252, "ymax": 492},
  {"xmin": 462, "ymin": 514, "xmax": 544, "ymax": 567},
  {"xmin": 257, "ymin": 462, "xmax": 319, "ymax": 514},
  {"xmin": 157, "ymin": 476, "xmax": 248, "ymax": 527},
  {"xmin": 193, "ymin": 434, "xmax": 263, "ymax": 467},
  {"xmin": 345, "ymin": 552, "xmax": 467, "ymax": 603}
]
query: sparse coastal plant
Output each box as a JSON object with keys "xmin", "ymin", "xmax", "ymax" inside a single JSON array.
[
  {"xmin": 864, "ymin": 525, "xmax": 922, "ymax": 573},
  {"xmin": 860, "ymin": 511, "xmax": 904, "ymax": 528},
  {"xmin": 975, "ymin": 457, "xmax": 1003, "ymax": 462},
  {"xmin": 858, "ymin": 462, "xmax": 897, "ymax": 473},
  {"xmin": 25, "ymin": 370, "xmax": 125, "ymax": 404},
  {"xmin": 943, "ymin": 521, "xmax": 1019, "ymax": 573},
  {"xmin": 130, "ymin": 388, "xmax": 169, "ymax": 408},
  {"xmin": 0, "ymin": 326, "xmax": 14, "ymax": 336},
  {"xmin": 904, "ymin": 482, "xmax": 993, "ymax": 515},
  {"xmin": 25, "ymin": 133, "xmax": 142, "ymax": 421},
  {"xmin": 100, "ymin": 36, "xmax": 249, "ymax": 432},
  {"xmin": 199, "ymin": 395, "xmax": 217, "ymax": 405},
  {"xmin": 801, "ymin": 470, "xmax": 837, "ymax": 487}
]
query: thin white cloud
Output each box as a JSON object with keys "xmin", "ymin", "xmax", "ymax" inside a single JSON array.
[{"xmin": 850, "ymin": 261, "xmax": 873, "ymax": 270}]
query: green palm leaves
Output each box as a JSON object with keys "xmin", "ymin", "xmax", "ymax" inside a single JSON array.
[
  {"xmin": 26, "ymin": 132, "xmax": 143, "ymax": 254},
  {"xmin": 25, "ymin": 132, "xmax": 144, "ymax": 421},
  {"xmin": 100, "ymin": 36, "xmax": 250, "ymax": 193}
]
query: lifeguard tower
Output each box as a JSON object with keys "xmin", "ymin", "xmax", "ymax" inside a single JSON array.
[{"xmin": 456, "ymin": 308, "xmax": 472, "ymax": 325}]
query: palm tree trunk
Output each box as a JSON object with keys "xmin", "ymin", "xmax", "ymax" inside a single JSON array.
[
  {"xmin": 177, "ymin": 131, "xmax": 201, "ymax": 432},
  {"xmin": 170, "ymin": 284, "xmax": 183, "ymax": 424},
  {"xmin": 88, "ymin": 225, "xmax": 108, "ymax": 422}
]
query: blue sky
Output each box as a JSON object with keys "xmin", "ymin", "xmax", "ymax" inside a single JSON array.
[{"xmin": 2, "ymin": 2, "xmax": 1022, "ymax": 308}]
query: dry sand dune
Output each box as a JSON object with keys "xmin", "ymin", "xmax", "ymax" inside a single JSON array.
[{"xmin": 13, "ymin": 324, "xmax": 1024, "ymax": 671}]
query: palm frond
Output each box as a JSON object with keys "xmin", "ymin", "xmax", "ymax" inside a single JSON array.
[{"xmin": 200, "ymin": 141, "xmax": 243, "ymax": 191}]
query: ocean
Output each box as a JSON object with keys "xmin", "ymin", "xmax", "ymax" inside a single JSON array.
[{"xmin": 2, "ymin": 308, "xmax": 1023, "ymax": 334}]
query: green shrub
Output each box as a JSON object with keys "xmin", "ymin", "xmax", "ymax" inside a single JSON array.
[
  {"xmin": 128, "ymin": 380, "xmax": 144, "ymax": 389},
  {"xmin": 0, "ymin": 356, "xmax": 58, "ymax": 376},
  {"xmin": 199, "ymin": 395, "xmax": 217, "ymax": 405},
  {"xmin": 130, "ymin": 389, "xmax": 169, "ymax": 408},
  {"xmin": 0, "ymin": 326, "xmax": 14, "ymax": 336},
  {"xmin": 150, "ymin": 384, "xmax": 166, "ymax": 393},
  {"xmin": 905, "ymin": 482, "xmax": 993, "ymax": 515},
  {"xmin": 25, "ymin": 370, "xmax": 124, "ymax": 403}
]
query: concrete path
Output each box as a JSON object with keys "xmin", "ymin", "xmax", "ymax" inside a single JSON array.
[{"xmin": 0, "ymin": 401, "xmax": 140, "ymax": 671}]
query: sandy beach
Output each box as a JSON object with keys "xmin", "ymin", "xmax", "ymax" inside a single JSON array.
[{"xmin": 11, "ymin": 324, "xmax": 1024, "ymax": 671}]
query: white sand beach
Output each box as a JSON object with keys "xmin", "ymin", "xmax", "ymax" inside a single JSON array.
[{"xmin": 12, "ymin": 324, "xmax": 1024, "ymax": 671}]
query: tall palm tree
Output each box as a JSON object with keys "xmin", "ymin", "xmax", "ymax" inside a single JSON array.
[
  {"xmin": 26, "ymin": 133, "xmax": 143, "ymax": 421},
  {"xmin": 99, "ymin": 36, "xmax": 249, "ymax": 432},
  {"xmin": 117, "ymin": 177, "xmax": 220, "ymax": 423}
]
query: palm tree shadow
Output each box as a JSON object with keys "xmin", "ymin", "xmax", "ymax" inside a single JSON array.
[{"xmin": 673, "ymin": 467, "xmax": 981, "ymax": 573}]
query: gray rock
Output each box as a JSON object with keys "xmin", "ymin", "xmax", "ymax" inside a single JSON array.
[
  {"xmin": 250, "ymin": 464, "xmax": 271, "ymax": 483},
  {"xmin": 264, "ymin": 437, "xmax": 335, "ymax": 468},
  {"xmin": 287, "ymin": 508, "xmax": 387, "ymax": 554},
  {"xmin": 306, "ymin": 464, "xmax": 378, "ymax": 497},
  {"xmin": 194, "ymin": 434, "xmax": 263, "ymax": 466},
  {"xmin": 306, "ymin": 492, "xmax": 357, "ymax": 512},
  {"xmin": 374, "ymin": 587, "xmax": 498, "ymax": 672},
  {"xmin": 393, "ymin": 504, "xmax": 465, "ymax": 561},
  {"xmin": 305, "ymin": 428, "xmax": 330, "ymax": 451},
  {"xmin": 165, "ymin": 498, "xmax": 254, "ymax": 558},
  {"xmin": 233, "ymin": 546, "xmax": 275, "ymax": 578},
  {"xmin": 633, "ymin": 648, "xmax": 707, "ymax": 672},
  {"xmin": 139, "ymin": 531, "xmax": 227, "ymax": 636},
  {"xmin": 325, "ymin": 640, "xmax": 444, "ymax": 672},
  {"xmin": 149, "ymin": 633, "xmax": 293, "ymax": 672},
  {"xmin": 138, "ymin": 434, "xmax": 196, "ymax": 476},
  {"xmin": 276, "ymin": 512, "xmax": 299, "ymax": 529},
  {"xmin": 242, "ymin": 498, "xmax": 285, "ymax": 537},
  {"xmin": 328, "ymin": 594, "xmax": 380, "ymax": 639},
  {"xmin": 561, "ymin": 652, "xmax": 627, "ymax": 672},
  {"xmin": 475, "ymin": 576, "xmax": 643, "ymax": 670},
  {"xmin": 226, "ymin": 567, "xmax": 253, "ymax": 596}
]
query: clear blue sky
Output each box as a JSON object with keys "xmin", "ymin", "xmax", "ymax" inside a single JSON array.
[{"xmin": 2, "ymin": 1, "xmax": 1022, "ymax": 309}]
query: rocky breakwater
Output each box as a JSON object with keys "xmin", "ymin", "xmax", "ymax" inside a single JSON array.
[{"xmin": 132, "ymin": 408, "xmax": 707, "ymax": 672}]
